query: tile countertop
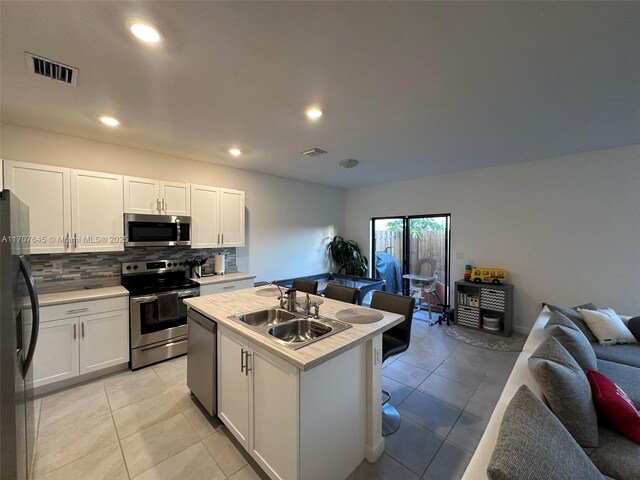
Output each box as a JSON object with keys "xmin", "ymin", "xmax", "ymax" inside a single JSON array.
[
  {"xmin": 37, "ymin": 286, "xmax": 129, "ymax": 307},
  {"xmin": 190, "ymin": 272, "xmax": 256, "ymax": 285},
  {"xmin": 184, "ymin": 287, "xmax": 404, "ymax": 371}
]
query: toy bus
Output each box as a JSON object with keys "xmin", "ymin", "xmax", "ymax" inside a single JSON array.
[{"xmin": 471, "ymin": 267, "xmax": 507, "ymax": 285}]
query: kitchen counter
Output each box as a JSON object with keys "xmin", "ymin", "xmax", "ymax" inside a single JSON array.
[
  {"xmin": 184, "ymin": 286, "xmax": 403, "ymax": 371},
  {"xmin": 37, "ymin": 285, "xmax": 129, "ymax": 307},
  {"xmin": 189, "ymin": 272, "xmax": 256, "ymax": 286}
]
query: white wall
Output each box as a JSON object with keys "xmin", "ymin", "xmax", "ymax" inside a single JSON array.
[
  {"xmin": 0, "ymin": 123, "xmax": 344, "ymax": 281},
  {"xmin": 345, "ymin": 145, "xmax": 640, "ymax": 333}
]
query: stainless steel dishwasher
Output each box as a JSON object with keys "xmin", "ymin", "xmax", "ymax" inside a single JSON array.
[{"xmin": 187, "ymin": 308, "xmax": 217, "ymax": 416}]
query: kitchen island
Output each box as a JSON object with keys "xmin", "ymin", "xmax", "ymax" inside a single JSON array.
[{"xmin": 184, "ymin": 287, "xmax": 404, "ymax": 480}]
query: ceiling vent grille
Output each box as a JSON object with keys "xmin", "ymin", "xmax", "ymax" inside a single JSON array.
[
  {"xmin": 25, "ymin": 52, "xmax": 78, "ymax": 86},
  {"xmin": 301, "ymin": 147, "xmax": 327, "ymax": 157}
]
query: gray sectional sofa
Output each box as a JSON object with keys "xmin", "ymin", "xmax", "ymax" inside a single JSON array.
[{"xmin": 462, "ymin": 306, "xmax": 640, "ymax": 480}]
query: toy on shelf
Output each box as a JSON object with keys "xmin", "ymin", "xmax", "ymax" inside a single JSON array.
[
  {"xmin": 470, "ymin": 267, "xmax": 507, "ymax": 285},
  {"xmin": 464, "ymin": 264, "xmax": 472, "ymax": 281}
]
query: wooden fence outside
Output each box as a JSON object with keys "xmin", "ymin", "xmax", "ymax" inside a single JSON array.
[{"xmin": 373, "ymin": 229, "xmax": 447, "ymax": 279}]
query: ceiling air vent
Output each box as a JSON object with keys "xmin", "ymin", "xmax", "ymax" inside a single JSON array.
[
  {"xmin": 25, "ymin": 52, "xmax": 78, "ymax": 86},
  {"xmin": 301, "ymin": 147, "xmax": 327, "ymax": 157}
]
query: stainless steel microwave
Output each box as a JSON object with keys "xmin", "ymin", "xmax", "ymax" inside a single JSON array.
[{"xmin": 124, "ymin": 213, "xmax": 191, "ymax": 247}]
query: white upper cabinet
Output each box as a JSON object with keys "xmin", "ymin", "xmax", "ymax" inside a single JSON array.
[
  {"xmin": 191, "ymin": 184, "xmax": 220, "ymax": 248},
  {"xmin": 70, "ymin": 169, "xmax": 124, "ymax": 252},
  {"xmin": 124, "ymin": 176, "xmax": 190, "ymax": 215},
  {"xmin": 220, "ymin": 188, "xmax": 245, "ymax": 247},
  {"xmin": 123, "ymin": 176, "xmax": 160, "ymax": 214},
  {"xmin": 4, "ymin": 161, "xmax": 123, "ymax": 254},
  {"xmin": 4, "ymin": 161, "xmax": 71, "ymax": 254},
  {"xmin": 191, "ymin": 186, "xmax": 245, "ymax": 248},
  {"xmin": 159, "ymin": 181, "xmax": 190, "ymax": 216}
]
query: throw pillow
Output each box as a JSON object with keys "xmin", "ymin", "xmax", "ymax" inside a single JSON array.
[
  {"xmin": 528, "ymin": 336, "xmax": 599, "ymax": 449},
  {"xmin": 627, "ymin": 316, "xmax": 640, "ymax": 341},
  {"xmin": 587, "ymin": 370, "xmax": 640, "ymax": 445},
  {"xmin": 546, "ymin": 303, "xmax": 598, "ymax": 342},
  {"xmin": 487, "ymin": 385, "xmax": 602, "ymax": 480},
  {"xmin": 545, "ymin": 311, "xmax": 597, "ymax": 371},
  {"xmin": 578, "ymin": 308, "xmax": 637, "ymax": 346}
]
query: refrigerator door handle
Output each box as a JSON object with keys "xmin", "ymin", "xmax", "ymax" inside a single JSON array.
[{"xmin": 20, "ymin": 255, "xmax": 39, "ymax": 377}]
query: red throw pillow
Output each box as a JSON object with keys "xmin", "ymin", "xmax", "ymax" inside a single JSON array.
[{"xmin": 587, "ymin": 370, "xmax": 640, "ymax": 444}]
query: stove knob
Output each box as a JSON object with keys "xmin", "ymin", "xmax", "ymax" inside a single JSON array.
[
  {"xmin": 133, "ymin": 265, "xmax": 138, "ymax": 270},
  {"xmin": 174, "ymin": 262, "xmax": 178, "ymax": 266},
  {"xmin": 126, "ymin": 266, "xmax": 132, "ymax": 270},
  {"xmin": 178, "ymin": 262, "xmax": 183, "ymax": 266}
]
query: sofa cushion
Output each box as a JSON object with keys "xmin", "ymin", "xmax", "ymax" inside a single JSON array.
[
  {"xmin": 588, "ymin": 427, "xmax": 640, "ymax": 480},
  {"xmin": 578, "ymin": 308, "xmax": 637, "ymax": 346},
  {"xmin": 487, "ymin": 385, "xmax": 602, "ymax": 480},
  {"xmin": 628, "ymin": 316, "xmax": 640, "ymax": 341},
  {"xmin": 545, "ymin": 311, "xmax": 597, "ymax": 371},
  {"xmin": 528, "ymin": 336, "xmax": 599, "ymax": 449},
  {"xmin": 547, "ymin": 303, "xmax": 598, "ymax": 342},
  {"xmin": 591, "ymin": 343, "xmax": 640, "ymax": 368},
  {"xmin": 587, "ymin": 370, "xmax": 640, "ymax": 445},
  {"xmin": 597, "ymin": 359, "xmax": 640, "ymax": 409}
]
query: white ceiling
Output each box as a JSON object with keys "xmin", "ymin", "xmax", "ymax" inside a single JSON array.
[{"xmin": 1, "ymin": 1, "xmax": 639, "ymax": 188}]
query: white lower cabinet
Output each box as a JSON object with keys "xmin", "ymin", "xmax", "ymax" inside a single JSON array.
[
  {"xmin": 218, "ymin": 326, "xmax": 298, "ymax": 480},
  {"xmin": 199, "ymin": 279, "xmax": 254, "ymax": 296},
  {"xmin": 28, "ymin": 298, "xmax": 129, "ymax": 389},
  {"xmin": 28, "ymin": 317, "xmax": 79, "ymax": 389},
  {"xmin": 79, "ymin": 310, "xmax": 129, "ymax": 374}
]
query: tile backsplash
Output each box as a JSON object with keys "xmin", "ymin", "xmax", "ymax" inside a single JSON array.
[{"xmin": 30, "ymin": 246, "xmax": 237, "ymax": 288}]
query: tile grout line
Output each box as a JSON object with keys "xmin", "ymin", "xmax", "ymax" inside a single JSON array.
[{"xmin": 103, "ymin": 380, "xmax": 133, "ymax": 479}]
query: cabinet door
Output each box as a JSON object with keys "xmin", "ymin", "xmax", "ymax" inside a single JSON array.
[
  {"xmin": 160, "ymin": 181, "xmax": 190, "ymax": 216},
  {"xmin": 218, "ymin": 326, "xmax": 250, "ymax": 448},
  {"xmin": 220, "ymin": 189, "xmax": 245, "ymax": 247},
  {"xmin": 79, "ymin": 310, "xmax": 129, "ymax": 374},
  {"xmin": 4, "ymin": 161, "xmax": 71, "ymax": 254},
  {"xmin": 250, "ymin": 344, "xmax": 299, "ymax": 480},
  {"xmin": 70, "ymin": 170, "xmax": 124, "ymax": 252},
  {"xmin": 26, "ymin": 317, "xmax": 79, "ymax": 388},
  {"xmin": 124, "ymin": 176, "xmax": 160, "ymax": 214},
  {"xmin": 190, "ymin": 184, "xmax": 220, "ymax": 247}
]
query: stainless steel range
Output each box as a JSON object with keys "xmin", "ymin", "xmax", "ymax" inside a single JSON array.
[{"xmin": 121, "ymin": 259, "xmax": 199, "ymax": 369}]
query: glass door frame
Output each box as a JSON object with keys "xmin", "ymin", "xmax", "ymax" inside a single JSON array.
[{"xmin": 371, "ymin": 213, "xmax": 451, "ymax": 306}]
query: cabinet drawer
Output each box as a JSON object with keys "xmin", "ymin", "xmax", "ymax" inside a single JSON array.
[
  {"xmin": 40, "ymin": 296, "xmax": 129, "ymax": 322},
  {"xmin": 200, "ymin": 279, "xmax": 254, "ymax": 296}
]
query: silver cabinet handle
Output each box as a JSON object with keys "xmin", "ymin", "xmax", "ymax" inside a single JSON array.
[
  {"xmin": 217, "ymin": 233, "xmax": 220, "ymax": 245},
  {"xmin": 221, "ymin": 233, "xmax": 224, "ymax": 245},
  {"xmin": 81, "ymin": 322, "xmax": 85, "ymax": 338},
  {"xmin": 161, "ymin": 198, "xmax": 166, "ymax": 212},
  {"xmin": 156, "ymin": 198, "xmax": 161, "ymax": 212},
  {"xmin": 223, "ymin": 285, "xmax": 235, "ymax": 290},
  {"xmin": 64, "ymin": 233, "xmax": 70, "ymax": 249},
  {"xmin": 245, "ymin": 351, "xmax": 251, "ymax": 376},
  {"xmin": 73, "ymin": 324, "xmax": 77, "ymax": 340},
  {"xmin": 73, "ymin": 233, "xmax": 78, "ymax": 248},
  {"xmin": 240, "ymin": 348, "xmax": 246, "ymax": 373},
  {"xmin": 66, "ymin": 307, "xmax": 88, "ymax": 314}
]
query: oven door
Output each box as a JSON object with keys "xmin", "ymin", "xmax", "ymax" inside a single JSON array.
[
  {"xmin": 124, "ymin": 213, "xmax": 191, "ymax": 247},
  {"xmin": 130, "ymin": 288, "xmax": 199, "ymax": 348}
]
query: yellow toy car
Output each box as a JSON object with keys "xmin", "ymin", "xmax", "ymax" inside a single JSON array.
[{"xmin": 471, "ymin": 267, "xmax": 507, "ymax": 285}]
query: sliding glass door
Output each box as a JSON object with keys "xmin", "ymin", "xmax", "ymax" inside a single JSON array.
[{"xmin": 372, "ymin": 214, "xmax": 451, "ymax": 314}]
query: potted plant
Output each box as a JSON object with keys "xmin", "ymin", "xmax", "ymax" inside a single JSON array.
[{"xmin": 327, "ymin": 236, "xmax": 368, "ymax": 276}]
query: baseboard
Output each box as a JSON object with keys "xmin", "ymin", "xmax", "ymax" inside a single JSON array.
[
  {"xmin": 33, "ymin": 363, "xmax": 129, "ymax": 398},
  {"xmin": 365, "ymin": 436, "xmax": 385, "ymax": 463}
]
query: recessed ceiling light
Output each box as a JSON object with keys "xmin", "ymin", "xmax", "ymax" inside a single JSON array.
[
  {"xmin": 129, "ymin": 21, "xmax": 164, "ymax": 44},
  {"xmin": 228, "ymin": 147, "xmax": 242, "ymax": 157},
  {"xmin": 305, "ymin": 106, "xmax": 323, "ymax": 119},
  {"xmin": 99, "ymin": 116, "xmax": 120, "ymax": 127},
  {"xmin": 339, "ymin": 159, "xmax": 359, "ymax": 169}
]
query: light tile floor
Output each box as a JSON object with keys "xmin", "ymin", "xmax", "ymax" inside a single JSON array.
[{"xmin": 33, "ymin": 310, "xmax": 517, "ymax": 480}]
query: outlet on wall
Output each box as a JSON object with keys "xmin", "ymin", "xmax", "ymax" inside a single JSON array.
[{"xmin": 51, "ymin": 260, "xmax": 63, "ymax": 271}]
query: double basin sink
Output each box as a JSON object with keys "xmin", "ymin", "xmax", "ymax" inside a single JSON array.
[{"xmin": 229, "ymin": 307, "xmax": 352, "ymax": 350}]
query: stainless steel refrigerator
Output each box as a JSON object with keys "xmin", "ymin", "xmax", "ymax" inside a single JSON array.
[{"xmin": 0, "ymin": 190, "xmax": 40, "ymax": 480}]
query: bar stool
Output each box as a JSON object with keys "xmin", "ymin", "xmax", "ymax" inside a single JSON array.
[
  {"xmin": 370, "ymin": 291, "xmax": 415, "ymax": 436},
  {"xmin": 323, "ymin": 283, "xmax": 358, "ymax": 304},
  {"xmin": 292, "ymin": 278, "xmax": 318, "ymax": 295}
]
